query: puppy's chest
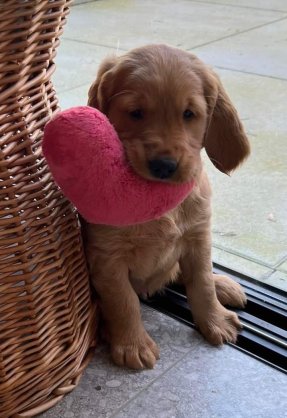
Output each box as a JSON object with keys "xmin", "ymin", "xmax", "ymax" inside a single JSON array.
[{"xmin": 127, "ymin": 212, "xmax": 188, "ymax": 279}]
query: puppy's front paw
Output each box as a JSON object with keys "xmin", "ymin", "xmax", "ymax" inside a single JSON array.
[
  {"xmin": 214, "ymin": 274, "xmax": 247, "ymax": 308},
  {"xmin": 111, "ymin": 331, "xmax": 160, "ymax": 370},
  {"xmin": 196, "ymin": 303, "xmax": 242, "ymax": 345}
]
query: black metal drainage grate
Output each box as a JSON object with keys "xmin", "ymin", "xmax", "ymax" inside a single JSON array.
[{"xmin": 143, "ymin": 264, "xmax": 287, "ymax": 374}]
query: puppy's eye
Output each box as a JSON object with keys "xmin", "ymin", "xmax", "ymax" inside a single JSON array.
[
  {"xmin": 183, "ymin": 109, "xmax": 195, "ymax": 120},
  {"xmin": 129, "ymin": 109, "xmax": 143, "ymax": 120}
]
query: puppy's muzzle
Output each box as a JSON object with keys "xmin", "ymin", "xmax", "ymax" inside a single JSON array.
[{"xmin": 148, "ymin": 158, "xmax": 178, "ymax": 179}]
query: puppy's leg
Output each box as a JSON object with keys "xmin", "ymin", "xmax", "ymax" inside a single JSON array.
[
  {"xmin": 214, "ymin": 274, "xmax": 246, "ymax": 308},
  {"xmin": 90, "ymin": 262, "xmax": 159, "ymax": 369},
  {"xmin": 180, "ymin": 229, "xmax": 242, "ymax": 345}
]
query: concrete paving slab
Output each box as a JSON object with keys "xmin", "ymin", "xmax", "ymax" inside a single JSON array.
[
  {"xmin": 62, "ymin": 0, "xmax": 282, "ymax": 51},
  {"xmin": 114, "ymin": 336, "xmax": 287, "ymax": 418},
  {"xmin": 193, "ymin": 0, "xmax": 287, "ymax": 13},
  {"xmin": 212, "ymin": 247, "xmax": 273, "ymax": 280},
  {"xmin": 73, "ymin": 0, "xmax": 97, "ymax": 5},
  {"xmin": 52, "ymin": 39, "xmax": 115, "ymax": 93},
  {"xmin": 277, "ymin": 260, "xmax": 287, "ymax": 273},
  {"xmin": 40, "ymin": 306, "xmax": 203, "ymax": 418},
  {"xmin": 203, "ymin": 68, "xmax": 287, "ymax": 272},
  {"xmin": 194, "ymin": 18, "xmax": 287, "ymax": 79},
  {"xmin": 57, "ymin": 83, "xmax": 90, "ymax": 109},
  {"xmin": 262, "ymin": 270, "xmax": 287, "ymax": 292},
  {"xmin": 208, "ymin": 157, "xmax": 287, "ymax": 269}
]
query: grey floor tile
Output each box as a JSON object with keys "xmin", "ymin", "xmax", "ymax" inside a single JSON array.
[
  {"xmin": 57, "ymin": 84, "xmax": 91, "ymax": 110},
  {"xmin": 194, "ymin": 18, "xmax": 287, "ymax": 79},
  {"xmin": 73, "ymin": 0, "xmax": 98, "ymax": 5},
  {"xmin": 193, "ymin": 0, "xmax": 287, "ymax": 13},
  {"xmin": 52, "ymin": 39, "xmax": 114, "ymax": 93},
  {"xmin": 62, "ymin": 0, "xmax": 282, "ymax": 51},
  {"xmin": 263, "ymin": 270, "xmax": 287, "ymax": 292},
  {"xmin": 203, "ymin": 69, "xmax": 287, "ymax": 274},
  {"xmin": 40, "ymin": 306, "xmax": 203, "ymax": 418},
  {"xmin": 114, "ymin": 343, "xmax": 287, "ymax": 418},
  {"xmin": 212, "ymin": 247, "xmax": 273, "ymax": 280},
  {"xmin": 277, "ymin": 260, "xmax": 287, "ymax": 273}
]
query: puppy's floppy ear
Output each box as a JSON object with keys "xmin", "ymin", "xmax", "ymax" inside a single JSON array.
[
  {"xmin": 88, "ymin": 55, "xmax": 118, "ymax": 112},
  {"xmin": 198, "ymin": 64, "xmax": 250, "ymax": 174}
]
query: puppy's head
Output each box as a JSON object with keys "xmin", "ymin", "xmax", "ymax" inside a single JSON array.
[{"xmin": 89, "ymin": 45, "xmax": 250, "ymax": 183}]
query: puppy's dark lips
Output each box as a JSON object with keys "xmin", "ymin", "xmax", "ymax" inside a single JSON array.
[{"xmin": 148, "ymin": 174, "xmax": 189, "ymax": 185}]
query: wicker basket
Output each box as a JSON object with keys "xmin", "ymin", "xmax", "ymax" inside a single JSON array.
[{"xmin": 0, "ymin": 1, "xmax": 97, "ymax": 417}]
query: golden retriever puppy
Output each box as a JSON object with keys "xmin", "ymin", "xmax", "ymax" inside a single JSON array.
[{"xmin": 83, "ymin": 44, "xmax": 250, "ymax": 370}]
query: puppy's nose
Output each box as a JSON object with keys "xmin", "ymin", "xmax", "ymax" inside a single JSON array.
[{"xmin": 148, "ymin": 158, "xmax": 178, "ymax": 179}]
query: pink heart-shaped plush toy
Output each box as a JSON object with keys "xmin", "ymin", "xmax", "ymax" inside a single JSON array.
[{"xmin": 43, "ymin": 107, "xmax": 194, "ymax": 226}]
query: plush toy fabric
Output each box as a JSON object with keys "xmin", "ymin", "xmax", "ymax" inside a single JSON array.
[{"xmin": 42, "ymin": 107, "xmax": 194, "ymax": 226}]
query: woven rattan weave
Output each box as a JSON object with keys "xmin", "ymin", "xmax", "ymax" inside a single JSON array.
[{"xmin": 0, "ymin": 1, "xmax": 97, "ymax": 416}]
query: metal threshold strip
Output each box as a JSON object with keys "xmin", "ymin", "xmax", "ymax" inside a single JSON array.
[{"xmin": 143, "ymin": 263, "xmax": 287, "ymax": 373}]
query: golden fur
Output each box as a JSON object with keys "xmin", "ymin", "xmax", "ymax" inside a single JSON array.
[{"xmin": 83, "ymin": 44, "xmax": 250, "ymax": 369}]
